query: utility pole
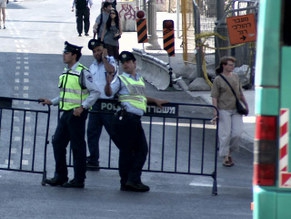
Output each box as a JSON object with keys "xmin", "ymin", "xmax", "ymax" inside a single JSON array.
[
  {"xmin": 217, "ymin": 0, "xmax": 225, "ymax": 21},
  {"xmin": 146, "ymin": 0, "xmax": 161, "ymax": 50},
  {"xmin": 215, "ymin": 0, "xmax": 229, "ymax": 65}
]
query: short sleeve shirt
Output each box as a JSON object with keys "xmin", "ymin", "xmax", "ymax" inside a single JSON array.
[{"xmin": 211, "ymin": 73, "xmax": 241, "ymax": 110}]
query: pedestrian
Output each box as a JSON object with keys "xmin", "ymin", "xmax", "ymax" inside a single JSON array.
[
  {"xmin": 105, "ymin": 51, "xmax": 168, "ymax": 192},
  {"xmin": 102, "ymin": 0, "xmax": 117, "ymax": 9},
  {"xmin": 86, "ymin": 39, "xmax": 117, "ymax": 170},
  {"xmin": 101, "ymin": 9, "xmax": 122, "ymax": 62},
  {"xmin": 71, "ymin": 0, "xmax": 93, "ymax": 37},
  {"xmin": 0, "ymin": 0, "xmax": 8, "ymax": 29},
  {"xmin": 39, "ymin": 41, "xmax": 100, "ymax": 188},
  {"xmin": 211, "ymin": 56, "xmax": 249, "ymax": 167},
  {"xmin": 92, "ymin": 1, "xmax": 112, "ymax": 40}
]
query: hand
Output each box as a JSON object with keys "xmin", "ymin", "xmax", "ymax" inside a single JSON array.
[
  {"xmin": 73, "ymin": 106, "xmax": 83, "ymax": 117},
  {"xmin": 102, "ymin": 49, "xmax": 108, "ymax": 59},
  {"xmin": 155, "ymin": 99, "xmax": 168, "ymax": 108},
  {"xmin": 210, "ymin": 116, "xmax": 218, "ymax": 125},
  {"xmin": 38, "ymin": 98, "xmax": 52, "ymax": 106}
]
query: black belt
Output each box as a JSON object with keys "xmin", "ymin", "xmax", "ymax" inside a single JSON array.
[{"xmin": 115, "ymin": 110, "xmax": 141, "ymax": 120}]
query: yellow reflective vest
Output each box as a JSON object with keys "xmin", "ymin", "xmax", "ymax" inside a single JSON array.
[
  {"xmin": 58, "ymin": 64, "xmax": 89, "ymax": 110},
  {"xmin": 118, "ymin": 75, "xmax": 147, "ymax": 112}
]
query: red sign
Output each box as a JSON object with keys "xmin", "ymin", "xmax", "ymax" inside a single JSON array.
[{"xmin": 226, "ymin": 14, "xmax": 257, "ymax": 45}]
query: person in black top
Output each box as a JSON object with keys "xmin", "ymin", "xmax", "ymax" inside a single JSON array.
[{"xmin": 72, "ymin": 0, "xmax": 93, "ymax": 37}]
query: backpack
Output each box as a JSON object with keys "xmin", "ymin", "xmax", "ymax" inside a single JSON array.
[{"xmin": 75, "ymin": 0, "xmax": 87, "ymax": 10}]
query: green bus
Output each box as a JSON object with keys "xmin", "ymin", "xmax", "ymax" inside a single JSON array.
[{"xmin": 253, "ymin": 0, "xmax": 291, "ymax": 218}]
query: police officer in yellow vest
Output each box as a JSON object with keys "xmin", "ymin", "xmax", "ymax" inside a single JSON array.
[
  {"xmin": 105, "ymin": 51, "xmax": 168, "ymax": 192},
  {"xmin": 39, "ymin": 41, "xmax": 100, "ymax": 188}
]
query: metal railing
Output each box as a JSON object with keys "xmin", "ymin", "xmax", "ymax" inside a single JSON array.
[
  {"xmin": 0, "ymin": 97, "xmax": 51, "ymax": 184},
  {"xmin": 68, "ymin": 99, "xmax": 219, "ymax": 195},
  {"xmin": 0, "ymin": 97, "xmax": 219, "ymax": 195}
]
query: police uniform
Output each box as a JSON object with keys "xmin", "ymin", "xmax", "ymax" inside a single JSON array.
[
  {"xmin": 45, "ymin": 41, "xmax": 100, "ymax": 188},
  {"xmin": 110, "ymin": 51, "xmax": 150, "ymax": 192},
  {"xmin": 72, "ymin": 0, "xmax": 93, "ymax": 36},
  {"xmin": 86, "ymin": 39, "xmax": 117, "ymax": 170}
]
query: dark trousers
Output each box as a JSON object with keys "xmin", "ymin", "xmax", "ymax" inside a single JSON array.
[
  {"xmin": 104, "ymin": 44, "xmax": 119, "ymax": 61},
  {"xmin": 87, "ymin": 102, "xmax": 113, "ymax": 164},
  {"xmin": 111, "ymin": 112, "xmax": 148, "ymax": 186},
  {"xmin": 75, "ymin": 8, "xmax": 90, "ymax": 35},
  {"xmin": 52, "ymin": 110, "xmax": 88, "ymax": 182}
]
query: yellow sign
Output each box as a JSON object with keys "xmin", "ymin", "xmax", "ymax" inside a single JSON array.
[{"xmin": 226, "ymin": 14, "xmax": 257, "ymax": 45}]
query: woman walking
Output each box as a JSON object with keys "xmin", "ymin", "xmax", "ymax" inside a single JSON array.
[
  {"xmin": 101, "ymin": 9, "xmax": 122, "ymax": 62},
  {"xmin": 211, "ymin": 56, "xmax": 249, "ymax": 167}
]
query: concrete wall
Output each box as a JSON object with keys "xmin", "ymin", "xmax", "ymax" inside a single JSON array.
[
  {"xmin": 117, "ymin": 0, "xmax": 138, "ymax": 32},
  {"xmin": 132, "ymin": 49, "xmax": 170, "ymax": 90}
]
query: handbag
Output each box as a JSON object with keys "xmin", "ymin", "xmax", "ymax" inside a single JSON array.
[
  {"xmin": 219, "ymin": 74, "xmax": 248, "ymax": 115},
  {"xmin": 113, "ymin": 34, "xmax": 121, "ymax": 40}
]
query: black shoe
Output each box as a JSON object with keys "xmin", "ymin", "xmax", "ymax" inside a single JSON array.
[
  {"xmin": 120, "ymin": 184, "xmax": 127, "ymax": 191},
  {"xmin": 86, "ymin": 161, "xmax": 100, "ymax": 171},
  {"xmin": 62, "ymin": 179, "xmax": 84, "ymax": 188},
  {"xmin": 124, "ymin": 181, "xmax": 150, "ymax": 192},
  {"xmin": 85, "ymin": 33, "xmax": 89, "ymax": 36},
  {"xmin": 78, "ymin": 33, "xmax": 82, "ymax": 37},
  {"xmin": 44, "ymin": 177, "xmax": 68, "ymax": 186}
]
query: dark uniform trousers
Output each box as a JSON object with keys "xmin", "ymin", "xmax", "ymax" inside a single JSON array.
[
  {"xmin": 52, "ymin": 109, "xmax": 88, "ymax": 183},
  {"xmin": 76, "ymin": 7, "xmax": 90, "ymax": 35},
  {"xmin": 111, "ymin": 111, "xmax": 148, "ymax": 186},
  {"xmin": 87, "ymin": 101, "xmax": 113, "ymax": 164}
]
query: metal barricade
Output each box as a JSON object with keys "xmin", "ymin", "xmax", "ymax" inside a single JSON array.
[
  {"xmin": 68, "ymin": 99, "xmax": 219, "ymax": 195},
  {"xmin": 0, "ymin": 97, "xmax": 50, "ymax": 184}
]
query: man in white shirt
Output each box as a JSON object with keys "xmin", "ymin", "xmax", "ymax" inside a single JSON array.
[{"xmin": 86, "ymin": 39, "xmax": 117, "ymax": 170}]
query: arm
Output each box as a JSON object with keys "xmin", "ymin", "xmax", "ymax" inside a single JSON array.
[
  {"xmin": 146, "ymin": 96, "xmax": 168, "ymax": 108},
  {"xmin": 93, "ymin": 15, "xmax": 101, "ymax": 34},
  {"xmin": 101, "ymin": 23, "xmax": 107, "ymax": 42},
  {"xmin": 88, "ymin": 0, "xmax": 93, "ymax": 8},
  {"xmin": 38, "ymin": 97, "xmax": 59, "ymax": 106},
  {"xmin": 212, "ymin": 97, "xmax": 218, "ymax": 116},
  {"xmin": 105, "ymin": 75, "xmax": 120, "ymax": 97},
  {"xmin": 119, "ymin": 19, "xmax": 123, "ymax": 35},
  {"xmin": 211, "ymin": 97, "xmax": 218, "ymax": 124},
  {"xmin": 71, "ymin": 0, "xmax": 75, "ymax": 12},
  {"xmin": 102, "ymin": 49, "xmax": 116, "ymax": 74},
  {"xmin": 78, "ymin": 70, "xmax": 100, "ymax": 111},
  {"xmin": 239, "ymin": 91, "xmax": 249, "ymax": 111},
  {"xmin": 105, "ymin": 79, "xmax": 113, "ymax": 97}
]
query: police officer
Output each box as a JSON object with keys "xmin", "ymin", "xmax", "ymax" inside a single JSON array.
[
  {"xmin": 86, "ymin": 39, "xmax": 117, "ymax": 170},
  {"xmin": 72, "ymin": 0, "xmax": 93, "ymax": 37},
  {"xmin": 105, "ymin": 51, "xmax": 168, "ymax": 192},
  {"xmin": 39, "ymin": 41, "xmax": 100, "ymax": 188}
]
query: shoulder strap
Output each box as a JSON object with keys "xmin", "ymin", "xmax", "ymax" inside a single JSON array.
[{"xmin": 219, "ymin": 74, "xmax": 239, "ymax": 101}]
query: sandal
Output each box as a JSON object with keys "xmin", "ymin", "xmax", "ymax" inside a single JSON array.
[{"xmin": 223, "ymin": 156, "xmax": 234, "ymax": 167}]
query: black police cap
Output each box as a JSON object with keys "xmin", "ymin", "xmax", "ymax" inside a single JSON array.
[
  {"xmin": 63, "ymin": 41, "xmax": 82, "ymax": 54},
  {"xmin": 119, "ymin": 51, "xmax": 136, "ymax": 63},
  {"xmin": 88, "ymin": 39, "xmax": 103, "ymax": 50}
]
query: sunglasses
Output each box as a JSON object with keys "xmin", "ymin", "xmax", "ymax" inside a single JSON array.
[{"xmin": 110, "ymin": 12, "xmax": 116, "ymax": 15}]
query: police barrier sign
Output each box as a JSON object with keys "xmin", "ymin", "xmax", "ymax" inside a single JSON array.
[{"xmin": 95, "ymin": 99, "xmax": 178, "ymax": 117}]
